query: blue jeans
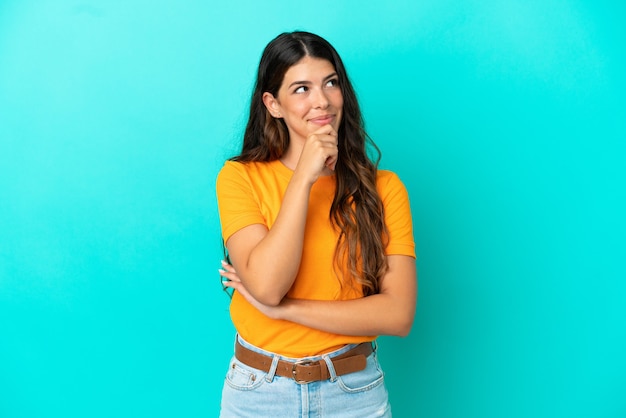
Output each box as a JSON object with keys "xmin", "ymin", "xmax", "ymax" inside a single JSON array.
[{"xmin": 219, "ymin": 336, "xmax": 392, "ymax": 417}]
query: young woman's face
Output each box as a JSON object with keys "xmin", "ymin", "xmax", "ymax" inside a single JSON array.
[{"xmin": 264, "ymin": 56, "xmax": 343, "ymax": 144}]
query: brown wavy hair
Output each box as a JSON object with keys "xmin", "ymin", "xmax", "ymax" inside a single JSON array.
[{"xmin": 232, "ymin": 31, "xmax": 388, "ymax": 296}]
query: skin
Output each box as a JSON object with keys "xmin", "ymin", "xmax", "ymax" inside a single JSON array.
[{"xmin": 220, "ymin": 56, "xmax": 417, "ymax": 337}]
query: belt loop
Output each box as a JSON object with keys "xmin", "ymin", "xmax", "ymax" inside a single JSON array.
[
  {"xmin": 265, "ymin": 355, "xmax": 280, "ymax": 383},
  {"xmin": 372, "ymin": 339, "xmax": 378, "ymax": 352},
  {"xmin": 322, "ymin": 355, "xmax": 338, "ymax": 383}
]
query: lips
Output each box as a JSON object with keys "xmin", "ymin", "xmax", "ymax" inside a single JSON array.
[{"xmin": 309, "ymin": 115, "xmax": 335, "ymax": 125}]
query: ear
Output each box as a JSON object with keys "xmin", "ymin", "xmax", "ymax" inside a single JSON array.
[{"xmin": 262, "ymin": 92, "xmax": 282, "ymax": 118}]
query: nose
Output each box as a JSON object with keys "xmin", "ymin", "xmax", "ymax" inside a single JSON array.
[{"xmin": 312, "ymin": 87, "xmax": 329, "ymax": 109}]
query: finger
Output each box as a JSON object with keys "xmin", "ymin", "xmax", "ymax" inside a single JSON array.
[
  {"xmin": 221, "ymin": 279, "xmax": 251, "ymax": 302},
  {"xmin": 322, "ymin": 141, "xmax": 338, "ymax": 169},
  {"xmin": 221, "ymin": 280, "xmax": 243, "ymax": 295},
  {"xmin": 325, "ymin": 155, "xmax": 337, "ymax": 171},
  {"xmin": 221, "ymin": 279, "xmax": 237, "ymax": 288},
  {"xmin": 218, "ymin": 269, "xmax": 241, "ymax": 282},
  {"xmin": 220, "ymin": 259, "xmax": 237, "ymax": 273}
]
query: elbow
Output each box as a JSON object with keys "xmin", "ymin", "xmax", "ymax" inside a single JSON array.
[
  {"xmin": 241, "ymin": 267, "xmax": 295, "ymax": 307},
  {"xmin": 381, "ymin": 295, "xmax": 415, "ymax": 337},
  {"xmin": 395, "ymin": 324, "xmax": 412, "ymax": 337},
  {"xmin": 391, "ymin": 314, "xmax": 414, "ymax": 337},
  {"xmin": 394, "ymin": 325, "xmax": 412, "ymax": 338},
  {"xmin": 248, "ymin": 286, "xmax": 285, "ymax": 307},
  {"xmin": 240, "ymin": 270, "xmax": 291, "ymax": 307},
  {"xmin": 256, "ymin": 295, "xmax": 283, "ymax": 307}
]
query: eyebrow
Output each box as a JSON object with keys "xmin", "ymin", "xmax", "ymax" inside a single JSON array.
[{"xmin": 288, "ymin": 72, "xmax": 338, "ymax": 89}]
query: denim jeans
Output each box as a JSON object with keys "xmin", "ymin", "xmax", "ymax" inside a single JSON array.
[{"xmin": 219, "ymin": 336, "xmax": 392, "ymax": 417}]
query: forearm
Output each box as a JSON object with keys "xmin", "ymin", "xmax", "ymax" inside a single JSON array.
[{"xmin": 278, "ymin": 293, "xmax": 415, "ymax": 337}]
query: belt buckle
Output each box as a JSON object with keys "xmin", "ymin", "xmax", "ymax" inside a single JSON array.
[{"xmin": 292, "ymin": 359, "xmax": 315, "ymax": 384}]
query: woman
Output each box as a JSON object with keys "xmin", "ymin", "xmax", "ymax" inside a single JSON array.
[{"xmin": 216, "ymin": 31, "xmax": 416, "ymax": 417}]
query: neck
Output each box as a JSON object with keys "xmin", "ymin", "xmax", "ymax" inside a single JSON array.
[{"xmin": 280, "ymin": 139, "xmax": 304, "ymax": 170}]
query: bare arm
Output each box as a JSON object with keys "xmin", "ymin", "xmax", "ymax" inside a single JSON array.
[
  {"xmin": 225, "ymin": 173, "xmax": 310, "ymax": 306},
  {"xmin": 220, "ymin": 254, "xmax": 417, "ymax": 336},
  {"xmin": 224, "ymin": 125, "xmax": 338, "ymax": 306}
]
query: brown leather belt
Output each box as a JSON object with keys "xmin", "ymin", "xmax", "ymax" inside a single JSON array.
[{"xmin": 235, "ymin": 340, "xmax": 373, "ymax": 384}]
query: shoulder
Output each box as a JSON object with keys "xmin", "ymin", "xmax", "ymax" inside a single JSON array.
[
  {"xmin": 218, "ymin": 160, "xmax": 246, "ymax": 177},
  {"xmin": 218, "ymin": 160, "xmax": 281, "ymax": 176},
  {"xmin": 216, "ymin": 161, "xmax": 256, "ymax": 193},
  {"xmin": 376, "ymin": 169, "xmax": 412, "ymax": 210},
  {"xmin": 216, "ymin": 160, "xmax": 286, "ymax": 191},
  {"xmin": 376, "ymin": 169, "xmax": 407, "ymax": 191},
  {"xmin": 217, "ymin": 160, "xmax": 258, "ymax": 182}
]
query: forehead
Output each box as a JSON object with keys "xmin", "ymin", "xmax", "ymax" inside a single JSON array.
[{"xmin": 281, "ymin": 56, "xmax": 336, "ymax": 84}]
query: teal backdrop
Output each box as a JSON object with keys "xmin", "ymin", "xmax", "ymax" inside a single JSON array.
[{"xmin": 1, "ymin": 1, "xmax": 624, "ymax": 417}]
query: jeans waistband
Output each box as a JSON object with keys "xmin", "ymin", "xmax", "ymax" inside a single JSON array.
[{"xmin": 234, "ymin": 335, "xmax": 375, "ymax": 384}]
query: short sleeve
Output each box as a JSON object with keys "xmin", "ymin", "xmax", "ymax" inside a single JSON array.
[
  {"xmin": 216, "ymin": 161, "xmax": 266, "ymax": 243},
  {"xmin": 378, "ymin": 171, "xmax": 416, "ymax": 258}
]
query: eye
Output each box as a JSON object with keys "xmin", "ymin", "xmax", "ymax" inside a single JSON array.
[
  {"xmin": 294, "ymin": 85, "xmax": 308, "ymax": 94},
  {"xmin": 325, "ymin": 78, "xmax": 339, "ymax": 88}
]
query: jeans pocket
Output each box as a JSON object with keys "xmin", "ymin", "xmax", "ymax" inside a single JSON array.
[
  {"xmin": 336, "ymin": 352, "xmax": 385, "ymax": 393},
  {"xmin": 225, "ymin": 357, "xmax": 266, "ymax": 391}
]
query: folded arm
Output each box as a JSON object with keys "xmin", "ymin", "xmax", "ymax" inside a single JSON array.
[{"xmin": 220, "ymin": 254, "xmax": 417, "ymax": 337}]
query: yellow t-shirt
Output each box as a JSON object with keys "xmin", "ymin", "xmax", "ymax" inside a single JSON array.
[{"xmin": 216, "ymin": 159, "xmax": 415, "ymax": 357}]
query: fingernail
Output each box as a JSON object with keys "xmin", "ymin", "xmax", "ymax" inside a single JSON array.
[
  {"xmin": 221, "ymin": 260, "xmax": 227, "ymax": 265},
  {"xmin": 218, "ymin": 268, "xmax": 226, "ymax": 274}
]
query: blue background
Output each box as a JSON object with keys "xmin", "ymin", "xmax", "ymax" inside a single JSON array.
[{"xmin": 1, "ymin": 1, "xmax": 624, "ymax": 417}]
